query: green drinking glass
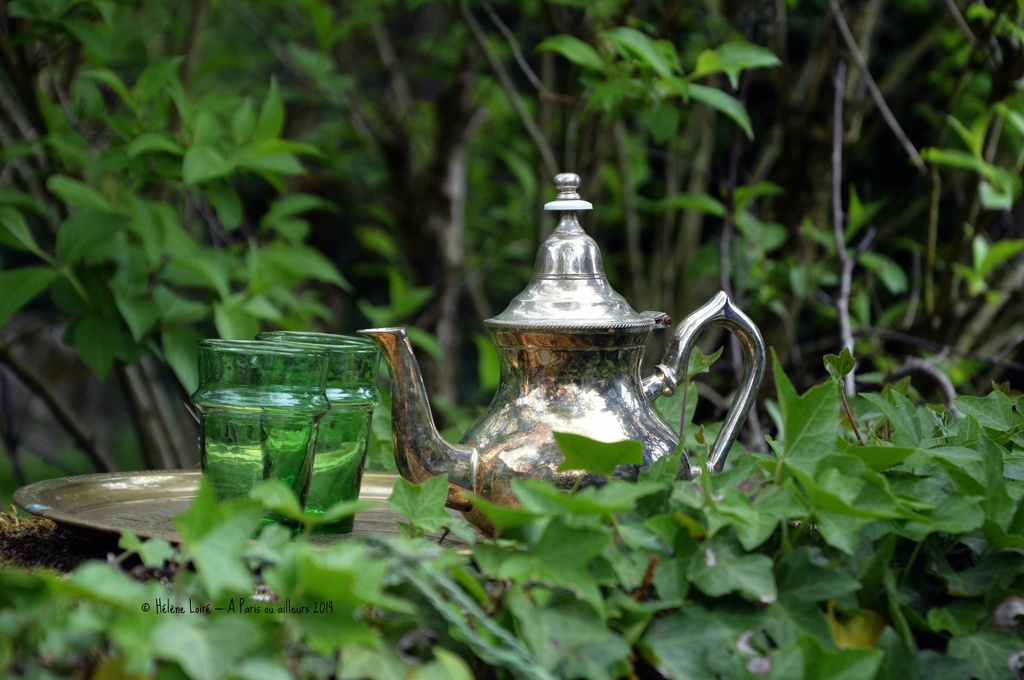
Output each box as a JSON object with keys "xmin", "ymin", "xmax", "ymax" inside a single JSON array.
[
  {"xmin": 257, "ymin": 331, "xmax": 381, "ymax": 533},
  {"xmin": 190, "ymin": 339, "xmax": 329, "ymax": 518}
]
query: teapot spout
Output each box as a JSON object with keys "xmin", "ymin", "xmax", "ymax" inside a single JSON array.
[{"xmin": 357, "ymin": 327, "xmax": 476, "ymax": 511}]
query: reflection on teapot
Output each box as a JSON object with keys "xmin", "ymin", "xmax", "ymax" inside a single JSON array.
[{"xmin": 360, "ymin": 173, "xmax": 765, "ymax": 535}]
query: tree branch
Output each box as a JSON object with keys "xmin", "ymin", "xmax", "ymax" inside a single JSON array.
[
  {"xmin": 0, "ymin": 342, "xmax": 113, "ymax": 473},
  {"xmin": 831, "ymin": 60, "xmax": 857, "ymax": 397},
  {"xmin": 459, "ymin": 0, "xmax": 558, "ymax": 178},
  {"xmin": 829, "ymin": 0, "xmax": 925, "ymax": 173}
]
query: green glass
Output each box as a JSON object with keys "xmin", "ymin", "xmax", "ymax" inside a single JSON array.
[
  {"xmin": 257, "ymin": 332, "xmax": 381, "ymax": 533},
  {"xmin": 190, "ymin": 339, "xmax": 329, "ymax": 519}
]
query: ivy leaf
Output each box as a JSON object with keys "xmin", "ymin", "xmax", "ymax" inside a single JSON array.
[
  {"xmin": 687, "ymin": 536, "xmax": 777, "ymax": 603},
  {"xmin": 248, "ymin": 479, "xmax": 305, "ymax": 522},
  {"xmin": 824, "ymin": 347, "xmax": 856, "ymax": 384},
  {"xmin": 553, "ymin": 432, "xmax": 643, "ymax": 476},
  {"xmin": 470, "ymin": 494, "xmax": 544, "ymax": 531},
  {"xmin": 954, "ymin": 391, "xmax": 1019, "ymax": 435},
  {"xmin": 118, "ymin": 532, "xmax": 175, "ymax": 569},
  {"xmin": 770, "ymin": 634, "xmax": 884, "ymax": 680},
  {"xmin": 948, "ymin": 631, "xmax": 1024, "ymax": 680},
  {"xmin": 174, "ymin": 478, "xmax": 263, "ymax": 598},
  {"xmin": 775, "ymin": 548, "xmax": 861, "ymax": 604},
  {"xmin": 388, "ymin": 474, "xmax": 452, "ymax": 535},
  {"xmin": 772, "ymin": 350, "xmax": 840, "ymax": 471},
  {"xmin": 861, "ymin": 390, "xmax": 926, "ymax": 448},
  {"xmin": 151, "ymin": 616, "xmax": 264, "ymax": 680}
]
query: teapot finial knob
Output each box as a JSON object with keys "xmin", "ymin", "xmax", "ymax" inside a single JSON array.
[
  {"xmin": 544, "ymin": 172, "xmax": 593, "ymax": 211},
  {"xmin": 554, "ymin": 172, "xmax": 582, "ymax": 199}
]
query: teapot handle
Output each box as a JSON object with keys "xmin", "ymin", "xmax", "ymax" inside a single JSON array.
[{"xmin": 642, "ymin": 291, "xmax": 766, "ymax": 478}]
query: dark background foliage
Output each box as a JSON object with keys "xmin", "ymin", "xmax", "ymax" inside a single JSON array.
[{"xmin": 1, "ymin": 0, "xmax": 1023, "ymax": 499}]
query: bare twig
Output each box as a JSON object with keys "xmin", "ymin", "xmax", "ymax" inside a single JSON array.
[
  {"xmin": 829, "ymin": 0, "xmax": 925, "ymax": 173},
  {"xmin": 372, "ymin": 19, "xmax": 414, "ymax": 119},
  {"xmin": 481, "ymin": 2, "xmax": 547, "ymax": 94},
  {"xmin": 459, "ymin": 1, "xmax": 558, "ymax": 178},
  {"xmin": 944, "ymin": 0, "xmax": 978, "ymax": 45},
  {"xmin": 180, "ymin": 0, "xmax": 210, "ymax": 88},
  {"xmin": 853, "ymin": 327, "xmax": 1024, "ymax": 372},
  {"xmin": 613, "ymin": 121, "xmax": 646, "ymax": 303},
  {"xmin": 894, "ymin": 357, "xmax": 963, "ymax": 418},
  {"xmin": 831, "ymin": 60, "xmax": 857, "ymax": 397}
]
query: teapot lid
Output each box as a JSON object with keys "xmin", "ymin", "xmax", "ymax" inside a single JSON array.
[{"xmin": 486, "ymin": 173, "xmax": 661, "ymax": 330}]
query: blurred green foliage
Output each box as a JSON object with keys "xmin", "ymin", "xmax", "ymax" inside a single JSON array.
[{"xmin": 1, "ymin": 0, "xmax": 1023, "ymax": 489}]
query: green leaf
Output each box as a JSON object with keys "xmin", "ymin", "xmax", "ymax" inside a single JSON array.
[
  {"xmin": 693, "ymin": 41, "xmax": 781, "ymax": 89},
  {"xmin": 512, "ymin": 477, "xmax": 664, "ymax": 517},
  {"xmin": 470, "ymin": 494, "xmax": 545, "ymax": 531},
  {"xmin": 776, "ymin": 548, "xmax": 861, "ymax": 603},
  {"xmin": 81, "ymin": 68, "xmax": 136, "ymax": 111},
  {"xmin": 859, "ymin": 251, "xmax": 909, "ymax": 294},
  {"xmin": 824, "ymin": 347, "xmax": 856, "ymax": 383},
  {"xmin": 641, "ymin": 608, "xmax": 759, "ymax": 679},
  {"xmin": 686, "ymin": 83, "xmax": 754, "ymax": 138},
  {"xmin": 837, "ymin": 441, "xmax": 915, "ymax": 472},
  {"xmin": 127, "ymin": 132, "xmax": 184, "ymax": 157},
  {"xmin": 205, "ymin": 181, "xmax": 243, "ymax": 231},
  {"xmin": 861, "ymin": 390, "xmax": 924, "ymax": 448},
  {"xmin": 687, "ymin": 536, "xmax": 777, "ymax": 603},
  {"xmin": 68, "ymin": 313, "xmax": 123, "ymax": 377},
  {"xmin": 772, "ymin": 634, "xmax": 884, "ymax": 680},
  {"xmin": 656, "ymin": 191, "xmax": 726, "ymax": 217},
  {"xmin": 0, "ymin": 266, "xmax": 58, "ymax": 326},
  {"xmin": 162, "ymin": 326, "xmax": 203, "ymax": 395},
  {"xmin": 947, "ymin": 631, "xmax": 1024, "ymax": 680},
  {"xmin": 536, "ymin": 34, "xmax": 605, "ymax": 71},
  {"xmin": 954, "ymin": 390, "xmax": 1019, "ymax": 434},
  {"xmin": 553, "ymin": 432, "xmax": 643, "ymax": 475},
  {"xmin": 261, "ymin": 194, "xmax": 336, "ymax": 230},
  {"xmin": 46, "ymin": 175, "xmax": 111, "ymax": 211},
  {"xmin": 237, "ymin": 152, "xmax": 305, "ymax": 178},
  {"xmin": 182, "ymin": 145, "xmax": 234, "ymax": 184},
  {"xmin": 152, "ymin": 616, "xmax": 264, "ymax": 680},
  {"xmin": 60, "ymin": 561, "xmax": 146, "ymax": 609},
  {"xmin": 214, "ymin": 299, "xmax": 260, "ymax": 340},
  {"xmin": 978, "ymin": 238, "xmax": 1024, "ymax": 277},
  {"xmin": 772, "ymin": 351, "xmax": 840, "ymax": 470},
  {"xmin": 602, "ymin": 26, "xmax": 676, "ymax": 79},
  {"xmin": 118, "ymin": 532, "xmax": 175, "ymax": 568},
  {"xmin": 248, "ymin": 479, "xmax": 305, "ymax": 522},
  {"xmin": 55, "ymin": 209, "xmax": 125, "ymax": 265},
  {"xmin": 173, "ymin": 478, "xmax": 263, "ymax": 598},
  {"xmin": 387, "ymin": 474, "xmax": 452, "ymax": 535},
  {"xmin": 255, "ymin": 76, "xmax": 285, "ymax": 142},
  {"xmin": 253, "ymin": 242, "xmax": 350, "ymax": 290},
  {"xmin": 231, "ymin": 98, "xmax": 258, "ymax": 143},
  {"xmin": 0, "ymin": 206, "xmax": 48, "ymax": 258}
]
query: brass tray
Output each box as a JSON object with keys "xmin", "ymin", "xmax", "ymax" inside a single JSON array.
[{"xmin": 13, "ymin": 470, "xmax": 466, "ymax": 548}]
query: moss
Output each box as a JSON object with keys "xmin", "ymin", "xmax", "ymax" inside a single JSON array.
[{"xmin": 0, "ymin": 513, "xmax": 115, "ymax": 573}]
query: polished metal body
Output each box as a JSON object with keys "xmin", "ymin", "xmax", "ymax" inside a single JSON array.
[{"xmin": 360, "ymin": 173, "xmax": 766, "ymax": 535}]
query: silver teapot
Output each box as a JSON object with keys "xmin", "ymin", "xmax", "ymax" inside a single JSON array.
[{"xmin": 360, "ymin": 173, "xmax": 765, "ymax": 534}]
